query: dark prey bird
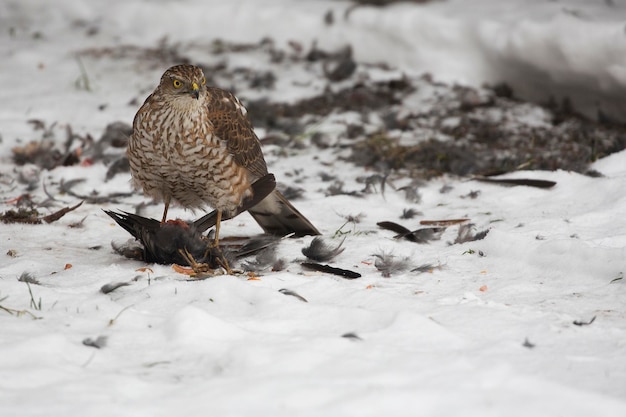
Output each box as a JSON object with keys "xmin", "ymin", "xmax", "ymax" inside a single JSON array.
[{"xmin": 106, "ymin": 173, "xmax": 277, "ymax": 267}]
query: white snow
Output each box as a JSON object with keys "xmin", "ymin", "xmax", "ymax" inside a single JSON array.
[{"xmin": 1, "ymin": 0, "xmax": 626, "ymax": 416}]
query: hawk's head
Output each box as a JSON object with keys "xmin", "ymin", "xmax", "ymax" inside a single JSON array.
[{"xmin": 159, "ymin": 64, "xmax": 207, "ymax": 100}]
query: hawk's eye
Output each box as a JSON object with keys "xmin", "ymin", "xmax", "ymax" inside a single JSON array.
[
  {"xmin": 172, "ymin": 79, "xmax": 183, "ymax": 89},
  {"xmin": 201, "ymin": 77, "xmax": 206, "ymax": 85}
]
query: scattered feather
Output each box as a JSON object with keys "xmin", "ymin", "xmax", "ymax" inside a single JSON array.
[
  {"xmin": 68, "ymin": 215, "xmax": 88, "ymax": 228},
  {"xmin": 473, "ymin": 177, "xmax": 557, "ymax": 189},
  {"xmin": 402, "ymin": 227, "xmax": 445, "ymax": 243},
  {"xmin": 454, "ymin": 223, "xmax": 490, "ymax": 244},
  {"xmin": 420, "ymin": 219, "xmax": 469, "ymax": 226},
  {"xmin": 397, "ymin": 179, "xmax": 423, "ymax": 203},
  {"xmin": 373, "ymin": 252, "xmax": 410, "ymax": 277},
  {"xmin": 377, "ymin": 221, "xmax": 410, "ymax": 235},
  {"xmin": 237, "ymin": 235, "xmax": 281, "ymax": 259},
  {"xmin": 609, "ymin": 272, "xmax": 623, "ymax": 283},
  {"xmin": 323, "ymin": 45, "xmax": 356, "ymax": 82},
  {"xmin": 341, "ymin": 332, "xmax": 362, "ymax": 341},
  {"xmin": 271, "ymin": 258, "xmax": 286, "ymax": 272},
  {"xmin": 100, "ymin": 282, "xmax": 132, "ymax": 294},
  {"xmin": 302, "ymin": 236, "xmax": 345, "ymax": 262},
  {"xmin": 111, "ymin": 240, "xmax": 144, "ymax": 261},
  {"xmin": 377, "ymin": 221, "xmax": 445, "ymax": 243},
  {"xmin": 105, "ymin": 156, "xmax": 130, "ymax": 181},
  {"xmin": 461, "ymin": 190, "xmax": 481, "ymax": 199},
  {"xmin": 301, "ymin": 262, "xmax": 361, "ymax": 279},
  {"xmin": 242, "ymin": 245, "xmax": 285, "ymax": 272},
  {"xmin": 411, "ymin": 263, "xmax": 441, "ymax": 274},
  {"xmin": 18, "ymin": 272, "xmax": 40, "ymax": 285},
  {"xmin": 318, "ymin": 172, "xmax": 337, "ymax": 182},
  {"xmin": 337, "ymin": 212, "xmax": 365, "ymax": 224},
  {"xmin": 325, "ymin": 181, "xmax": 362, "ymax": 197},
  {"xmin": 573, "ymin": 316, "xmax": 596, "ymax": 326},
  {"xmin": 82, "ymin": 335, "xmax": 108, "ymax": 349},
  {"xmin": 280, "ymin": 186, "xmax": 305, "ymax": 200},
  {"xmin": 279, "ymin": 288, "xmax": 308, "ymax": 303},
  {"xmin": 15, "ymin": 164, "xmax": 41, "ymax": 191},
  {"xmin": 87, "ymin": 121, "xmax": 132, "ymax": 162},
  {"xmin": 356, "ymin": 173, "xmax": 387, "ymax": 195},
  {"xmin": 400, "ymin": 208, "xmax": 420, "ymax": 219}
]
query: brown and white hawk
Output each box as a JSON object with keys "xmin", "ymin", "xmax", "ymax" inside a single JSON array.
[{"xmin": 127, "ymin": 64, "xmax": 319, "ymax": 246}]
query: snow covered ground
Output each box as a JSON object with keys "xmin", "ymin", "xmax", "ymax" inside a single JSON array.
[{"xmin": 1, "ymin": 0, "xmax": 625, "ymax": 416}]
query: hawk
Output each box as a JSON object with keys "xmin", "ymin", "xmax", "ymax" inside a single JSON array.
[{"xmin": 127, "ymin": 64, "xmax": 319, "ymax": 248}]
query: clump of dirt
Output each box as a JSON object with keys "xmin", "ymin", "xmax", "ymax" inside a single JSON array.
[
  {"xmin": 0, "ymin": 208, "xmax": 42, "ymax": 224},
  {"xmin": 344, "ymin": 82, "xmax": 626, "ymax": 177},
  {"xmin": 77, "ymin": 37, "xmax": 626, "ymax": 180}
]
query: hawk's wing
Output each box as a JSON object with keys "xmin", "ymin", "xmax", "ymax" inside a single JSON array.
[{"xmin": 205, "ymin": 87, "xmax": 268, "ymax": 179}]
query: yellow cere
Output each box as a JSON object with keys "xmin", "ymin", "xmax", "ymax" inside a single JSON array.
[{"xmin": 192, "ymin": 82, "xmax": 199, "ymax": 90}]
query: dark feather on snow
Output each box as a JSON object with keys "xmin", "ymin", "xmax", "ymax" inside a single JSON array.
[
  {"xmin": 341, "ymin": 332, "xmax": 362, "ymax": 341},
  {"xmin": 338, "ymin": 212, "xmax": 365, "ymax": 224},
  {"xmin": 302, "ymin": 236, "xmax": 345, "ymax": 262},
  {"xmin": 100, "ymin": 282, "xmax": 132, "ymax": 294},
  {"xmin": 279, "ymin": 288, "xmax": 308, "ymax": 303},
  {"xmin": 397, "ymin": 179, "xmax": 423, "ymax": 203},
  {"xmin": 411, "ymin": 263, "xmax": 442, "ymax": 274},
  {"xmin": 400, "ymin": 208, "xmax": 420, "ymax": 219},
  {"xmin": 403, "ymin": 227, "xmax": 445, "ymax": 243},
  {"xmin": 82, "ymin": 336, "xmax": 108, "ymax": 349},
  {"xmin": 373, "ymin": 252, "xmax": 410, "ymax": 277},
  {"xmin": 242, "ymin": 244, "xmax": 285, "ymax": 272},
  {"xmin": 18, "ymin": 272, "xmax": 40, "ymax": 285},
  {"xmin": 301, "ymin": 262, "xmax": 361, "ymax": 279},
  {"xmin": 454, "ymin": 223, "xmax": 489, "ymax": 244},
  {"xmin": 377, "ymin": 221, "xmax": 445, "ymax": 243}
]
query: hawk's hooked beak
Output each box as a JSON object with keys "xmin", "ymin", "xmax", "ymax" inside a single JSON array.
[{"xmin": 191, "ymin": 82, "xmax": 200, "ymax": 99}]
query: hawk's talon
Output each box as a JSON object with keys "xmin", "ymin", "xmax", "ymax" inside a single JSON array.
[
  {"xmin": 177, "ymin": 246, "xmax": 235, "ymax": 276},
  {"xmin": 177, "ymin": 247, "xmax": 214, "ymax": 276}
]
